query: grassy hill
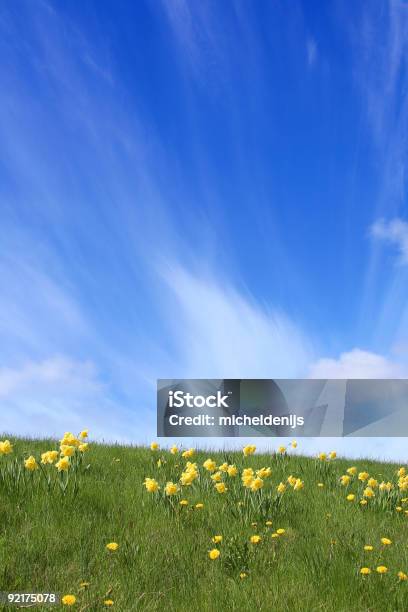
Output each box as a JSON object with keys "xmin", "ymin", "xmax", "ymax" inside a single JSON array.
[{"xmin": 0, "ymin": 436, "xmax": 407, "ymax": 611}]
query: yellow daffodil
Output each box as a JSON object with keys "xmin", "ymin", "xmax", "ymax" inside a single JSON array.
[
  {"xmin": 398, "ymin": 571, "xmax": 408, "ymax": 581},
  {"xmin": 56, "ymin": 457, "xmax": 70, "ymax": 472},
  {"xmin": 358, "ymin": 471, "xmax": 369, "ymax": 482},
  {"xmin": 329, "ymin": 451, "xmax": 337, "ymax": 459},
  {"xmin": 376, "ymin": 565, "xmax": 388, "ymax": 574},
  {"xmin": 291, "ymin": 440, "xmax": 297, "ymax": 448},
  {"xmin": 276, "ymin": 528, "xmax": 285, "ymax": 535},
  {"xmin": 367, "ymin": 478, "xmax": 378, "ymax": 488},
  {"xmin": 211, "ymin": 471, "xmax": 223, "ymax": 482},
  {"xmin": 150, "ymin": 442, "xmax": 159, "ymax": 451},
  {"xmin": 203, "ymin": 458, "xmax": 217, "ymax": 472},
  {"xmin": 179, "ymin": 499, "xmax": 188, "ymax": 506},
  {"xmin": 277, "ymin": 446, "xmax": 286, "ymax": 454},
  {"xmin": 106, "ymin": 542, "xmax": 119, "ymax": 551},
  {"xmin": 318, "ymin": 452, "xmax": 327, "ymax": 461},
  {"xmin": 165, "ymin": 481, "xmax": 179, "ymax": 496},
  {"xmin": 293, "ymin": 478, "xmax": 304, "ymax": 491},
  {"xmin": 60, "ymin": 445, "xmax": 75, "ymax": 457},
  {"xmin": 212, "ymin": 535, "xmax": 222, "ymax": 543},
  {"xmin": 363, "ymin": 487, "xmax": 375, "ymax": 498},
  {"xmin": 346, "ymin": 494, "xmax": 355, "ymax": 501},
  {"xmin": 340, "ymin": 475, "xmax": 351, "ymax": 486},
  {"xmin": 240, "ymin": 572, "xmax": 247, "ymax": 579},
  {"xmin": 62, "ymin": 594, "xmax": 76, "ymax": 606},
  {"xmin": 360, "ymin": 567, "xmax": 371, "ymax": 575},
  {"xmin": 277, "ymin": 482, "xmax": 286, "ymax": 494},
  {"xmin": 227, "ymin": 464, "xmax": 238, "ymax": 477},
  {"xmin": 346, "ymin": 466, "xmax": 357, "ymax": 475},
  {"xmin": 364, "ymin": 545, "xmax": 374, "ymax": 551},
  {"xmin": 218, "ymin": 462, "xmax": 229, "ymax": 472},
  {"xmin": 78, "ymin": 443, "xmax": 89, "ymax": 452},
  {"xmin": 182, "ymin": 448, "xmax": 195, "ymax": 458},
  {"xmin": 79, "ymin": 429, "xmax": 89, "ymax": 439},
  {"xmin": 208, "ymin": 548, "xmax": 220, "ymax": 559},
  {"xmin": 250, "ymin": 477, "xmax": 264, "ymax": 491},
  {"xmin": 195, "ymin": 503, "xmax": 204, "ymax": 509},
  {"xmin": 250, "ymin": 535, "xmax": 261, "ymax": 544},
  {"xmin": 0, "ymin": 440, "xmax": 13, "ymax": 455},
  {"xmin": 381, "ymin": 537, "xmax": 392, "ymax": 546},
  {"xmin": 24, "ymin": 456, "xmax": 38, "ymax": 471},
  {"xmin": 170, "ymin": 445, "xmax": 179, "ymax": 454},
  {"xmin": 317, "ymin": 483, "xmax": 324, "ymax": 488},
  {"xmin": 215, "ymin": 482, "xmax": 227, "ymax": 493},
  {"xmin": 104, "ymin": 600, "xmax": 114, "ymax": 606},
  {"xmin": 144, "ymin": 477, "xmax": 159, "ymax": 492},
  {"xmin": 242, "ymin": 445, "xmax": 256, "ymax": 456}
]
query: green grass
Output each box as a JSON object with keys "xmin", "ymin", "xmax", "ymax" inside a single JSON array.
[{"xmin": 0, "ymin": 439, "xmax": 407, "ymax": 611}]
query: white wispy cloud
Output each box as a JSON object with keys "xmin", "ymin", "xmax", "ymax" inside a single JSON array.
[
  {"xmin": 160, "ymin": 264, "xmax": 314, "ymax": 379},
  {"xmin": 306, "ymin": 37, "xmax": 317, "ymax": 68},
  {"xmin": 0, "ymin": 356, "xmax": 142, "ymax": 442},
  {"xmin": 309, "ymin": 348, "xmax": 408, "ymax": 379},
  {"xmin": 371, "ymin": 218, "xmax": 408, "ymax": 265}
]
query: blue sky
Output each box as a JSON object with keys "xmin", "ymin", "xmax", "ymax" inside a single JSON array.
[{"xmin": 1, "ymin": 1, "xmax": 408, "ymax": 460}]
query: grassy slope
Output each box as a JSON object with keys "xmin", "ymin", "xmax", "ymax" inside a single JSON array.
[{"xmin": 0, "ymin": 439, "xmax": 407, "ymax": 612}]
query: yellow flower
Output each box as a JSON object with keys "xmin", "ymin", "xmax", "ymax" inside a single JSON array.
[
  {"xmin": 239, "ymin": 572, "xmax": 247, "ymax": 579},
  {"xmin": 287, "ymin": 475, "xmax": 297, "ymax": 487},
  {"xmin": 218, "ymin": 462, "xmax": 229, "ymax": 472},
  {"xmin": 364, "ymin": 545, "xmax": 374, "ymax": 551},
  {"xmin": 78, "ymin": 443, "xmax": 89, "ymax": 452},
  {"xmin": 79, "ymin": 429, "xmax": 89, "ymax": 439},
  {"xmin": 24, "ymin": 456, "xmax": 38, "ymax": 471},
  {"xmin": 60, "ymin": 445, "xmax": 75, "ymax": 457},
  {"xmin": 182, "ymin": 448, "xmax": 195, "ymax": 458},
  {"xmin": 62, "ymin": 594, "xmax": 76, "ymax": 606},
  {"xmin": 396, "ymin": 506, "xmax": 402, "ymax": 512},
  {"xmin": 346, "ymin": 494, "xmax": 355, "ymax": 501},
  {"xmin": 358, "ymin": 472, "xmax": 369, "ymax": 482},
  {"xmin": 60, "ymin": 432, "xmax": 78, "ymax": 446},
  {"xmin": 56, "ymin": 456, "xmax": 70, "ymax": 472},
  {"xmin": 227, "ymin": 464, "xmax": 238, "ymax": 477},
  {"xmin": 215, "ymin": 482, "xmax": 227, "ymax": 494},
  {"xmin": 211, "ymin": 471, "xmax": 223, "ymax": 482},
  {"xmin": 397, "ymin": 467, "xmax": 406, "ymax": 477},
  {"xmin": 203, "ymin": 458, "xmax": 217, "ymax": 472},
  {"xmin": 208, "ymin": 548, "xmax": 220, "ymax": 560},
  {"xmin": 271, "ymin": 532, "xmax": 279, "ymax": 538},
  {"xmin": 291, "ymin": 440, "xmax": 298, "ymax": 448},
  {"xmin": 250, "ymin": 535, "xmax": 261, "ymax": 544},
  {"xmin": 397, "ymin": 571, "xmax": 408, "ymax": 581},
  {"xmin": 250, "ymin": 477, "xmax": 264, "ymax": 492},
  {"xmin": 212, "ymin": 535, "xmax": 222, "ymax": 543},
  {"xmin": 293, "ymin": 478, "xmax": 304, "ymax": 491},
  {"xmin": 376, "ymin": 565, "xmax": 388, "ymax": 574},
  {"xmin": 195, "ymin": 503, "xmax": 204, "ymax": 509},
  {"xmin": 243, "ymin": 445, "xmax": 256, "ymax": 456},
  {"xmin": 144, "ymin": 477, "xmax": 159, "ymax": 493},
  {"xmin": 360, "ymin": 567, "xmax": 371, "ymax": 576},
  {"xmin": 276, "ymin": 528, "xmax": 285, "ymax": 535},
  {"xmin": 0, "ymin": 439, "xmax": 13, "ymax": 455},
  {"xmin": 256, "ymin": 467, "xmax": 272, "ymax": 479},
  {"xmin": 150, "ymin": 442, "xmax": 159, "ymax": 451},
  {"xmin": 41, "ymin": 451, "xmax": 57, "ymax": 464},
  {"xmin": 179, "ymin": 499, "xmax": 188, "ymax": 507},
  {"xmin": 106, "ymin": 542, "xmax": 119, "ymax": 551},
  {"xmin": 346, "ymin": 466, "xmax": 357, "ymax": 475},
  {"xmin": 277, "ymin": 482, "xmax": 286, "ymax": 494},
  {"xmin": 318, "ymin": 452, "xmax": 327, "ymax": 461},
  {"xmin": 379, "ymin": 481, "xmax": 393, "ymax": 492},
  {"xmin": 367, "ymin": 478, "xmax": 378, "ymax": 488},
  {"xmin": 170, "ymin": 445, "xmax": 179, "ymax": 455},
  {"xmin": 317, "ymin": 483, "xmax": 324, "ymax": 488},
  {"xmin": 79, "ymin": 582, "xmax": 90, "ymax": 588},
  {"xmin": 360, "ymin": 499, "xmax": 368, "ymax": 506},
  {"xmin": 165, "ymin": 481, "xmax": 179, "ymax": 496},
  {"xmin": 363, "ymin": 487, "xmax": 375, "ymax": 499},
  {"xmin": 104, "ymin": 600, "xmax": 114, "ymax": 606},
  {"xmin": 329, "ymin": 451, "xmax": 337, "ymax": 459},
  {"xmin": 381, "ymin": 537, "xmax": 392, "ymax": 546},
  {"xmin": 277, "ymin": 446, "xmax": 286, "ymax": 454},
  {"xmin": 340, "ymin": 475, "xmax": 351, "ymax": 486},
  {"xmin": 266, "ymin": 520, "xmax": 273, "ymax": 526}
]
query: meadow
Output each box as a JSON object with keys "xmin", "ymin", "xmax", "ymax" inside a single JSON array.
[{"xmin": 0, "ymin": 434, "xmax": 407, "ymax": 611}]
